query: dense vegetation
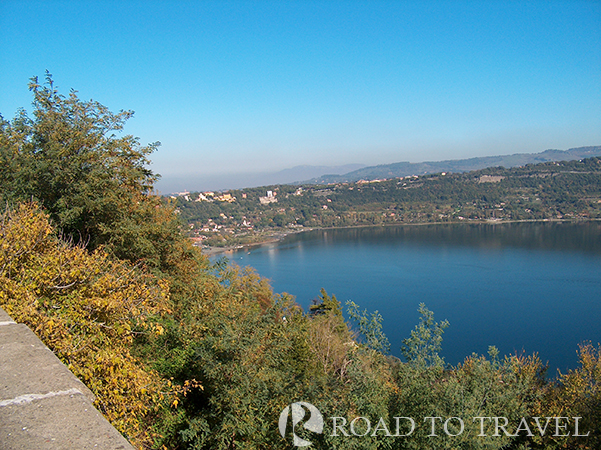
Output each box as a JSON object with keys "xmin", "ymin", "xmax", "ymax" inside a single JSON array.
[
  {"xmin": 1, "ymin": 75, "xmax": 600, "ymax": 449},
  {"xmin": 173, "ymin": 157, "xmax": 601, "ymax": 248}
]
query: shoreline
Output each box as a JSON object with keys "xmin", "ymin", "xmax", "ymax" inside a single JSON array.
[
  {"xmin": 200, "ymin": 229, "xmax": 310, "ymax": 257},
  {"xmin": 200, "ymin": 217, "xmax": 600, "ymax": 257}
]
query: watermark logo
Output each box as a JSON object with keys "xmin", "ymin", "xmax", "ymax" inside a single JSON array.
[{"xmin": 279, "ymin": 402, "xmax": 324, "ymax": 447}]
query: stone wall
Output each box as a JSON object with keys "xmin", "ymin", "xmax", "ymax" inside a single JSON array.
[{"xmin": 0, "ymin": 307, "xmax": 134, "ymax": 450}]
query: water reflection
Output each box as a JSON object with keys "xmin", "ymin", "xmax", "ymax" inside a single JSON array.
[{"xmin": 284, "ymin": 222, "xmax": 601, "ymax": 255}]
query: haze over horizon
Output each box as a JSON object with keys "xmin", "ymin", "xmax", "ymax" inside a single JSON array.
[
  {"xmin": 157, "ymin": 146, "xmax": 601, "ymax": 193},
  {"xmin": 1, "ymin": 1, "xmax": 600, "ymax": 193}
]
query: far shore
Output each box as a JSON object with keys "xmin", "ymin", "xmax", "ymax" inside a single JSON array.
[
  {"xmin": 199, "ymin": 217, "xmax": 600, "ymax": 257},
  {"xmin": 200, "ymin": 229, "xmax": 310, "ymax": 257}
]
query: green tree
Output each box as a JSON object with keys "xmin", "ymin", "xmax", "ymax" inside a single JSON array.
[
  {"xmin": 0, "ymin": 72, "xmax": 182, "ymax": 270},
  {"xmin": 346, "ymin": 300, "xmax": 390, "ymax": 354},
  {"xmin": 401, "ymin": 303, "xmax": 449, "ymax": 368},
  {"xmin": 309, "ymin": 288, "xmax": 343, "ymax": 317}
]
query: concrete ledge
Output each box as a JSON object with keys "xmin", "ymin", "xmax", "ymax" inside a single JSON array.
[
  {"xmin": 0, "ymin": 307, "xmax": 15, "ymax": 325},
  {"xmin": 0, "ymin": 322, "xmax": 95, "ymax": 403},
  {"xmin": 0, "ymin": 307, "xmax": 135, "ymax": 450}
]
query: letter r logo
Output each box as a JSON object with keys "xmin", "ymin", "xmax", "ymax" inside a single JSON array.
[{"xmin": 279, "ymin": 402, "xmax": 324, "ymax": 447}]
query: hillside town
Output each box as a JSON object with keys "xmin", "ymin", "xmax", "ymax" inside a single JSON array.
[{"xmin": 168, "ymin": 157, "xmax": 601, "ymax": 252}]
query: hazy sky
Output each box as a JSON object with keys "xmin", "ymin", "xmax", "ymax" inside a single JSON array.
[{"xmin": 1, "ymin": 0, "xmax": 600, "ymax": 192}]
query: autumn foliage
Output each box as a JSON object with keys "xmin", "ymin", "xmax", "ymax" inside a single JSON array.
[{"xmin": 0, "ymin": 204, "xmax": 170, "ymax": 445}]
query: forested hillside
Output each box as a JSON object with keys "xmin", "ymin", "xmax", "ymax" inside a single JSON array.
[
  {"xmin": 174, "ymin": 157, "xmax": 601, "ymax": 248},
  {"xmin": 1, "ymin": 75, "xmax": 600, "ymax": 449}
]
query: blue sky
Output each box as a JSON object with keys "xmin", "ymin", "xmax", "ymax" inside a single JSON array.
[{"xmin": 1, "ymin": 0, "xmax": 600, "ymax": 192}]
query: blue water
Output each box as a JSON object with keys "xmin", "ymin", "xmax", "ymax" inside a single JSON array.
[{"xmin": 220, "ymin": 222, "xmax": 601, "ymax": 375}]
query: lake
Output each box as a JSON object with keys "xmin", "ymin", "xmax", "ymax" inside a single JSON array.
[{"xmin": 220, "ymin": 221, "xmax": 601, "ymax": 375}]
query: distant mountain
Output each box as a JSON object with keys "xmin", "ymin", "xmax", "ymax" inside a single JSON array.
[
  {"xmin": 157, "ymin": 164, "xmax": 366, "ymax": 194},
  {"xmin": 264, "ymin": 164, "xmax": 366, "ymax": 184},
  {"xmin": 305, "ymin": 146, "xmax": 601, "ymax": 185}
]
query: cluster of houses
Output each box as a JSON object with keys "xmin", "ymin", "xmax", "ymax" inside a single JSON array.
[
  {"xmin": 171, "ymin": 191, "xmax": 237, "ymax": 203},
  {"xmin": 173, "ymin": 190, "xmax": 287, "ymax": 205},
  {"xmin": 259, "ymin": 190, "xmax": 277, "ymax": 204}
]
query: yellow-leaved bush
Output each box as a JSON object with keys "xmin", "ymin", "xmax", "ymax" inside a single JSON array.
[
  {"xmin": 0, "ymin": 203, "xmax": 171, "ymax": 447},
  {"xmin": 532, "ymin": 343, "xmax": 601, "ymax": 449}
]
